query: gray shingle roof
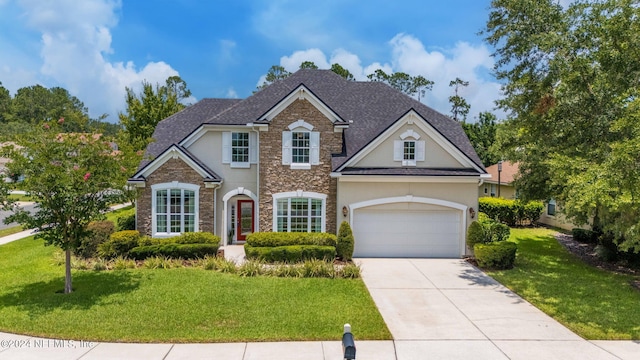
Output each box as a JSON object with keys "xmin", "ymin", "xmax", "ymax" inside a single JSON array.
[{"xmin": 140, "ymin": 69, "xmax": 485, "ymax": 174}]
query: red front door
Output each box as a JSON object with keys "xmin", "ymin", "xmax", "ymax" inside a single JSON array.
[{"xmin": 236, "ymin": 200, "xmax": 254, "ymax": 241}]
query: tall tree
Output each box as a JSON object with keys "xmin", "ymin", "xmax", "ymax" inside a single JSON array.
[
  {"xmin": 330, "ymin": 63, "xmax": 355, "ymax": 81},
  {"xmin": 448, "ymin": 78, "xmax": 470, "ymax": 122},
  {"xmin": 299, "ymin": 61, "xmax": 319, "ymax": 69},
  {"xmin": 257, "ymin": 65, "xmax": 292, "ymax": 90},
  {"xmin": 0, "ymin": 82, "xmax": 10, "ymax": 123},
  {"xmin": 1, "ymin": 121, "xmax": 131, "ymax": 293},
  {"xmin": 462, "ymin": 112, "xmax": 501, "ymax": 166},
  {"xmin": 367, "ymin": 69, "xmax": 434, "ymax": 98},
  {"xmin": 119, "ymin": 76, "xmax": 192, "ymax": 151},
  {"xmin": 484, "ymin": 0, "xmax": 640, "ymax": 251}
]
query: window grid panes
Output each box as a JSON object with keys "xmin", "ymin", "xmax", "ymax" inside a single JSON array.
[
  {"xmin": 231, "ymin": 132, "xmax": 249, "ymax": 163},
  {"xmin": 276, "ymin": 197, "xmax": 322, "ymax": 232},
  {"xmin": 292, "ymin": 132, "xmax": 310, "ymax": 164},
  {"xmin": 155, "ymin": 188, "xmax": 196, "ymax": 234},
  {"xmin": 403, "ymin": 141, "xmax": 416, "ymax": 160}
]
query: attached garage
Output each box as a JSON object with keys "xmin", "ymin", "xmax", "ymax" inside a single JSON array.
[{"xmin": 350, "ymin": 198, "xmax": 466, "ymax": 258}]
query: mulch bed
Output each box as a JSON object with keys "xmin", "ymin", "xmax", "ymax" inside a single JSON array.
[{"xmin": 555, "ymin": 233, "xmax": 640, "ymax": 290}]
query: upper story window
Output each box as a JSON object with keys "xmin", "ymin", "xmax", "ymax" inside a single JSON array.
[
  {"xmin": 282, "ymin": 120, "xmax": 319, "ymax": 170},
  {"xmin": 223, "ymin": 132, "xmax": 257, "ymax": 168},
  {"xmin": 394, "ymin": 129, "xmax": 425, "ymax": 166}
]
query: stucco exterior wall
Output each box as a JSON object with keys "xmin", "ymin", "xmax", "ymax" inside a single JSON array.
[
  {"xmin": 352, "ymin": 123, "xmax": 461, "ymax": 168},
  {"xmin": 478, "ymin": 183, "xmax": 517, "ymax": 199},
  {"xmin": 258, "ymin": 99, "xmax": 342, "ymax": 234},
  {"xmin": 336, "ymin": 178, "xmax": 478, "ymax": 234}
]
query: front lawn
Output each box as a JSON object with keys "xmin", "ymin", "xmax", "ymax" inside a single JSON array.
[
  {"xmin": 0, "ymin": 237, "xmax": 390, "ymax": 342},
  {"xmin": 485, "ymin": 227, "xmax": 640, "ymax": 340}
]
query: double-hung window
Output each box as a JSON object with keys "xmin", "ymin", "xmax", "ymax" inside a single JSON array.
[
  {"xmin": 152, "ymin": 183, "xmax": 199, "ymax": 236},
  {"xmin": 273, "ymin": 192, "xmax": 326, "ymax": 232},
  {"xmin": 282, "ymin": 120, "xmax": 320, "ymax": 169},
  {"xmin": 394, "ymin": 129, "xmax": 425, "ymax": 166},
  {"xmin": 222, "ymin": 132, "xmax": 257, "ymax": 168}
]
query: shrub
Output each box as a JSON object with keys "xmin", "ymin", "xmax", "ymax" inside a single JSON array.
[
  {"xmin": 199, "ymin": 256, "xmax": 237, "ymax": 273},
  {"xmin": 246, "ymin": 232, "xmax": 337, "ymax": 247},
  {"xmin": 336, "ymin": 221, "xmax": 355, "ymax": 261},
  {"xmin": 487, "ymin": 221, "xmax": 511, "ymax": 242},
  {"xmin": 237, "ymin": 259, "xmax": 264, "ymax": 277},
  {"xmin": 128, "ymin": 243, "xmax": 219, "ymax": 260},
  {"xmin": 474, "ymin": 241, "xmax": 517, "ymax": 269},
  {"xmin": 466, "ymin": 221, "xmax": 486, "ymax": 248},
  {"xmin": 138, "ymin": 232, "xmax": 220, "ymax": 246},
  {"xmin": 244, "ymin": 244, "xmax": 336, "ymax": 263},
  {"xmin": 572, "ymin": 228, "xmax": 598, "ymax": 244},
  {"xmin": 98, "ymin": 230, "xmax": 141, "ymax": 259},
  {"xmin": 338, "ymin": 263, "xmax": 361, "ymax": 279},
  {"xmin": 479, "ymin": 197, "xmax": 543, "ymax": 226},
  {"xmin": 300, "ymin": 259, "xmax": 336, "ymax": 278},
  {"xmin": 75, "ymin": 220, "xmax": 115, "ymax": 259},
  {"xmin": 112, "ymin": 256, "xmax": 136, "ymax": 270},
  {"xmin": 116, "ymin": 208, "xmax": 136, "ymax": 231}
]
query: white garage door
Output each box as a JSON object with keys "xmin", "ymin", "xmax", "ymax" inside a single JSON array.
[{"xmin": 352, "ymin": 208, "xmax": 462, "ymax": 258}]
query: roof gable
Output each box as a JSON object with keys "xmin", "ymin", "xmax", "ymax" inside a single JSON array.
[{"xmin": 130, "ymin": 144, "xmax": 221, "ymax": 185}]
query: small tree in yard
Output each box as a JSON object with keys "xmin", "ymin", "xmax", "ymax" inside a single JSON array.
[
  {"xmin": 337, "ymin": 221, "xmax": 355, "ymax": 261},
  {"xmin": 0, "ymin": 121, "xmax": 131, "ymax": 294}
]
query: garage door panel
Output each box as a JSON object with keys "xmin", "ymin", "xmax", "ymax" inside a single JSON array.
[{"xmin": 353, "ymin": 207, "xmax": 461, "ymax": 258}]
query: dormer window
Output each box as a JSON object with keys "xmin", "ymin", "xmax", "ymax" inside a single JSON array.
[
  {"xmin": 282, "ymin": 120, "xmax": 319, "ymax": 170},
  {"xmin": 394, "ymin": 129, "xmax": 425, "ymax": 166}
]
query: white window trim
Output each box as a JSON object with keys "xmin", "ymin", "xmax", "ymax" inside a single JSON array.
[
  {"xmin": 222, "ymin": 131, "xmax": 257, "ymax": 168},
  {"xmin": 272, "ymin": 191, "xmax": 327, "ymax": 232},
  {"xmin": 282, "ymin": 120, "xmax": 320, "ymax": 168},
  {"xmin": 394, "ymin": 131, "xmax": 425, "ymax": 166},
  {"xmin": 151, "ymin": 182, "xmax": 200, "ymax": 237}
]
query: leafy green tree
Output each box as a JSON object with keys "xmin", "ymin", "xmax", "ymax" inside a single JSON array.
[
  {"xmin": 483, "ymin": 0, "xmax": 640, "ymax": 251},
  {"xmin": 0, "ymin": 82, "xmax": 10, "ymax": 123},
  {"xmin": 299, "ymin": 61, "xmax": 319, "ymax": 69},
  {"xmin": 1, "ymin": 121, "xmax": 132, "ymax": 293},
  {"xmin": 448, "ymin": 78, "xmax": 470, "ymax": 122},
  {"xmin": 119, "ymin": 76, "xmax": 192, "ymax": 151},
  {"xmin": 462, "ymin": 112, "xmax": 501, "ymax": 166},
  {"xmin": 330, "ymin": 63, "xmax": 355, "ymax": 81},
  {"xmin": 257, "ymin": 65, "xmax": 292, "ymax": 90},
  {"xmin": 367, "ymin": 69, "xmax": 433, "ymax": 98}
]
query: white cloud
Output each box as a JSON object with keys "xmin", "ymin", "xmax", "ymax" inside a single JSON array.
[
  {"xmin": 261, "ymin": 34, "xmax": 502, "ymax": 122},
  {"xmin": 6, "ymin": 0, "xmax": 182, "ymax": 121},
  {"xmin": 226, "ymin": 88, "xmax": 238, "ymax": 98}
]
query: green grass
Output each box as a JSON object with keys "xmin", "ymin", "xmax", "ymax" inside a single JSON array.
[
  {"xmin": 0, "ymin": 225, "xmax": 24, "ymax": 238},
  {"xmin": 8, "ymin": 193, "xmax": 32, "ymax": 202},
  {"xmin": 485, "ymin": 227, "xmax": 640, "ymax": 340},
  {"xmin": 0, "ymin": 236, "xmax": 390, "ymax": 342}
]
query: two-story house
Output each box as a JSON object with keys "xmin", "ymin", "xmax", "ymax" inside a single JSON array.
[{"xmin": 128, "ymin": 69, "xmax": 488, "ymax": 258}]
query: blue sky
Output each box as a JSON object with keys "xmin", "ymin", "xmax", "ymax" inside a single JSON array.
[{"xmin": 0, "ymin": 0, "xmax": 506, "ymax": 123}]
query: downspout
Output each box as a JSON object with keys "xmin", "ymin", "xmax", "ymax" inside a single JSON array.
[{"xmin": 251, "ymin": 126, "xmax": 261, "ymax": 234}]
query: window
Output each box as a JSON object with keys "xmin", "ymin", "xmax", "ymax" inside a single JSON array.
[
  {"xmin": 394, "ymin": 129, "xmax": 425, "ymax": 166},
  {"xmin": 282, "ymin": 120, "xmax": 320, "ymax": 168},
  {"xmin": 222, "ymin": 132, "xmax": 257, "ymax": 168},
  {"xmin": 547, "ymin": 199, "xmax": 556, "ymax": 216},
  {"xmin": 152, "ymin": 183, "xmax": 199, "ymax": 236},
  {"xmin": 273, "ymin": 191, "xmax": 326, "ymax": 232},
  {"xmin": 490, "ymin": 184, "xmax": 496, "ymax": 197},
  {"xmin": 231, "ymin": 132, "xmax": 249, "ymax": 163},
  {"xmin": 292, "ymin": 132, "xmax": 310, "ymax": 164},
  {"xmin": 484, "ymin": 185, "xmax": 488, "ymax": 194}
]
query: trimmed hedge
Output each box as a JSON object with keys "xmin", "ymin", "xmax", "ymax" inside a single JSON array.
[
  {"xmin": 337, "ymin": 221, "xmax": 355, "ymax": 261},
  {"xmin": 139, "ymin": 232, "xmax": 220, "ymax": 246},
  {"xmin": 474, "ymin": 241, "xmax": 517, "ymax": 269},
  {"xmin": 466, "ymin": 221, "xmax": 486, "ymax": 248},
  {"xmin": 129, "ymin": 243, "xmax": 219, "ymax": 260},
  {"xmin": 75, "ymin": 220, "xmax": 115, "ymax": 259},
  {"xmin": 244, "ymin": 244, "xmax": 336, "ymax": 263},
  {"xmin": 246, "ymin": 232, "xmax": 337, "ymax": 247},
  {"xmin": 479, "ymin": 197, "xmax": 544, "ymax": 226},
  {"xmin": 98, "ymin": 230, "xmax": 141, "ymax": 259},
  {"xmin": 115, "ymin": 208, "xmax": 136, "ymax": 231},
  {"xmin": 467, "ymin": 216, "xmax": 510, "ymax": 249}
]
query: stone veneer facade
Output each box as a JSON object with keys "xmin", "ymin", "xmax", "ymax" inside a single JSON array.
[
  {"xmin": 258, "ymin": 99, "xmax": 343, "ymax": 234},
  {"xmin": 136, "ymin": 157, "xmax": 215, "ymax": 236}
]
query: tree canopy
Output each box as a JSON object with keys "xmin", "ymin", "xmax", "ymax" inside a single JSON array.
[
  {"xmin": 484, "ymin": 0, "xmax": 640, "ymax": 251},
  {"xmin": 119, "ymin": 76, "xmax": 192, "ymax": 151},
  {"xmin": 0, "ymin": 121, "xmax": 132, "ymax": 293},
  {"xmin": 448, "ymin": 78, "xmax": 470, "ymax": 122}
]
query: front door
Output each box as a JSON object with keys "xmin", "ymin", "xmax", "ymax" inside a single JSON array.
[{"xmin": 236, "ymin": 200, "xmax": 254, "ymax": 241}]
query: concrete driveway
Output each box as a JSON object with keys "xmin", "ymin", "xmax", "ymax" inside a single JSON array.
[{"xmin": 358, "ymin": 258, "xmax": 638, "ymax": 360}]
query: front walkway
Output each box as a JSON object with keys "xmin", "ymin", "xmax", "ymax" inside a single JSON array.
[{"xmin": 358, "ymin": 258, "xmax": 639, "ymax": 360}]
